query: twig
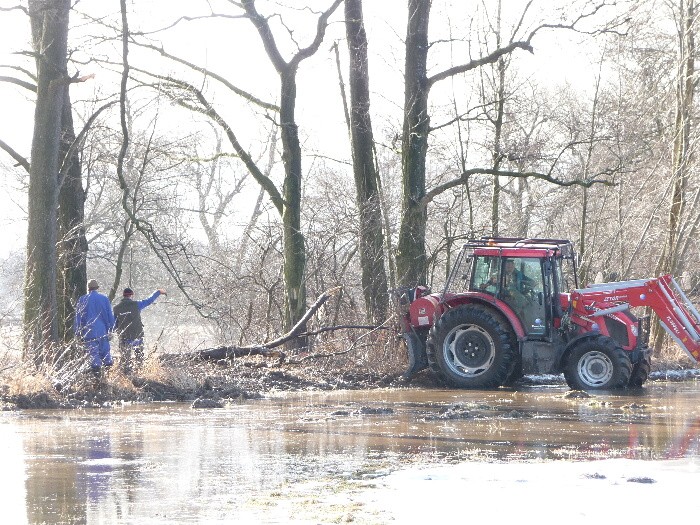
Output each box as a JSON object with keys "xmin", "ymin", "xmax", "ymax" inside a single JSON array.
[
  {"xmin": 197, "ymin": 287, "xmax": 343, "ymax": 361},
  {"xmin": 290, "ymin": 317, "xmax": 393, "ymax": 363}
]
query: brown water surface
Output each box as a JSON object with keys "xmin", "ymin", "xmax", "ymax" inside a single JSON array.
[{"xmin": 1, "ymin": 381, "xmax": 699, "ymax": 523}]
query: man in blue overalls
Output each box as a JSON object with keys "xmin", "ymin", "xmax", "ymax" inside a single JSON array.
[
  {"xmin": 112, "ymin": 287, "xmax": 167, "ymax": 372},
  {"xmin": 74, "ymin": 279, "xmax": 115, "ymax": 379}
]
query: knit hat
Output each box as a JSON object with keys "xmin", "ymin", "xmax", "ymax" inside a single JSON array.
[
  {"xmin": 123, "ymin": 288, "xmax": 134, "ymax": 296},
  {"xmin": 87, "ymin": 279, "xmax": 99, "ymax": 290}
]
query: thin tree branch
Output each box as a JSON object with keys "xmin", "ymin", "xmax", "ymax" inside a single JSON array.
[
  {"xmin": 0, "ymin": 5, "xmax": 27, "ymax": 15},
  {"xmin": 0, "ymin": 75, "xmax": 36, "ymax": 92},
  {"xmin": 131, "ymin": 41, "xmax": 279, "ymax": 112},
  {"xmin": 423, "ymin": 167, "xmax": 615, "ymax": 207},
  {"xmin": 58, "ymin": 100, "xmax": 117, "ymax": 186},
  {"xmin": 0, "ymin": 138, "xmax": 30, "ymax": 172},
  {"xmin": 132, "ymin": 70, "xmax": 285, "ymax": 214},
  {"xmin": 428, "ymin": 40, "xmax": 534, "ymax": 88}
]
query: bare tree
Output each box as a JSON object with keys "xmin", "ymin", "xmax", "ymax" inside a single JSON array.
[
  {"xmin": 344, "ymin": 0, "xmax": 389, "ymax": 323},
  {"xmin": 241, "ymin": 0, "xmax": 343, "ymax": 337},
  {"xmin": 23, "ymin": 0, "xmax": 71, "ymax": 361},
  {"xmin": 396, "ymin": 0, "xmax": 624, "ymax": 287},
  {"xmin": 653, "ymin": 0, "xmax": 697, "ymax": 349}
]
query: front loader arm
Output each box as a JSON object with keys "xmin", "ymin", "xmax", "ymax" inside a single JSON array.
[{"xmin": 571, "ymin": 275, "xmax": 700, "ymax": 362}]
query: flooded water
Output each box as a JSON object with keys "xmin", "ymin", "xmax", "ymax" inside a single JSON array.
[{"xmin": 1, "ymin": 381, "xmax": 700, "ymax": 524}]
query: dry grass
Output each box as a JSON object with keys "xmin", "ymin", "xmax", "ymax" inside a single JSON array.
[
  {"xmin": 2, "ymin": 362, "xmax": 54, "ymax": 396},
  {"xmin": 651, "ymin": 342, "xmax": 698, "ymax": 371},
  {"xmin": 139, "ymin": 352, "xmax": 199, "ymax": 392}
]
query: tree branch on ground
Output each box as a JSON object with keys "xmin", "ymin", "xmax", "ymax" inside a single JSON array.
[
  {"xmin": 290, "ymin": 317, "xmax": 393, "ymax": 363},
  {"xmin": 197, "ymin": 287, "xmax": 343, "ymax": 361}
]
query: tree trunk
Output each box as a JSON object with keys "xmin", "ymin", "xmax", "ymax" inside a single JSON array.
[
  {"xmin": 653, "ymin": 0, "xmax": 696, "ymax": 350},
  {"xmin": 242, "ymin": 0, "xmax": 342, "ymax": 340},
  {"xmin": 57, "ymin": 88, "xmax": 88, "ymax": 342},
  {"xmin": 345, "ymin": 0, "xmax": 389, "ymax": 322},
  {"xmin": 396, "ymin": 0, "xmax": 430, "ymax": 287},
  {"xmin": 24, "ymin": 0, "xmax": 70, "ymax": 362},
  {"xmin": 490, "ymin": 56, "xmax": 506, "ymax": 236},
  {"xmin": 279, "ymin": 69, "xmax": 307, "ymax": 335}
]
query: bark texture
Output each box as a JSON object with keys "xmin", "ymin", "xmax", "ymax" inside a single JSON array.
[
  {"xmin": 345, "ymin": 0, "xmax": 389, "ymax": 322},
  {"xmin": 396, "ymin": 0, "xmax": 431, "ymax": 287},
  {"xmin": 24, "ymin": 0, "xmax": 71, "ymax": 361}
]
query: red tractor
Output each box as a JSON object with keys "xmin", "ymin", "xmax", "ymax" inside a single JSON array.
[{"xmin": 397, "ymin": 237, "xmax": 700, "ymax": 391}]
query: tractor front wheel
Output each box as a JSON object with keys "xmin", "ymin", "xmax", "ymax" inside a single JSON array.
[
  {"xmin": 564, "ymin": 337, "xmax": 632, "ymax": 391},
  {"xmin": 426, "ymin": 305, "xmax": 516, "ymax": 388}
]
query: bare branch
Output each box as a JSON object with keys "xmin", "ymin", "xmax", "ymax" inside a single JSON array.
[
  {"xmin": 242, "ymin": 0, "xmax": 343, "ymax": 72},
  {"xmin": 132, "ymin": 69, "xmax": 285, "ymax": 214},
  {"xmin": 0, "ymin": 64, "xmax": 37, "ymax": 82},
  {"xmin": 58, "ymin": 100, "xmax": 117, "ymax": 186},
  {"xmin": 423, "ymin": 167, "xmax": 615, "ymax": 207},
  {"xmin": 0, "ymin": 138, "xmax": 30, "ymax": 172},
  {"xmin": 0, "ymin": 5, "xmax": 27, "ymax": 15},
  {"xmin": 132, "ymin": 12, "xmax": 248, "ymax": 36},
  {"xmin": 427, "ymin": 1, "xmax": 626, "ymax": 89},
  {"xmin": 0, "ymin": 75, "xmax": 36, "ymax": 92},
  {"xmin": 291, "ymin": 0, "xmax": 343, "ymax": 67},
  {"xmin": 428, "ymin": 40, "xmax": 533, "ymax": 87},
  {"xmin": 132, "ymin": 41, "xmax": 279, "ymax": 112}
]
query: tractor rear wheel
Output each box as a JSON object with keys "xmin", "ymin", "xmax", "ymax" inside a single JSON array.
[
  {"xmin": 629, "ymin": 353, "xmax": 651, "ymax": 387},
  {"xmin": 564, "ymin": 336, "xmax": 632, "ymax": 391},
  {"xmin": 426, "ymin": 305, "xmax": 516, "ymax": 388}
]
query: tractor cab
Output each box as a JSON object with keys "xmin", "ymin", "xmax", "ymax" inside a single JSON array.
[{"xmin": 443, "ymin": 238, "xmax": 578, "ymax": 338}]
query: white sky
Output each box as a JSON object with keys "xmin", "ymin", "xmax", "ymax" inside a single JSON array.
[{"xmin": 0, "ymin": 0, "xmax": 608, "ymax": 260}]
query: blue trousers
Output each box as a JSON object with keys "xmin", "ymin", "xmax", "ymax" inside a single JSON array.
[{"xmin": 85, "ymin": 337, "xmax": 113, "ymax": 368}]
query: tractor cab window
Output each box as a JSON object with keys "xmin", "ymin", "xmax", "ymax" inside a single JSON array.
[
  {"xmin": 557, "ymin": 255, "xmax": 578, "ymax": 292},
  {"xmin": 472, "ymin": 256, "xmax": 500, "ymax": 295}
]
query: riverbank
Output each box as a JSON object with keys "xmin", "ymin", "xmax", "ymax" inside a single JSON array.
[{"xmin": 1, "ymin": 350, "xmax": 699, "ymax": 411}]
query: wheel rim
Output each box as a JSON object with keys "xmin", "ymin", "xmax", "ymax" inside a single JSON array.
[
  {"xmin": 577, "ymin": 350, "xmax": 614, "ymax": 387},
  {"xmin": 443, "ymin": 323, "xmax": 495, "ymax": 378}
]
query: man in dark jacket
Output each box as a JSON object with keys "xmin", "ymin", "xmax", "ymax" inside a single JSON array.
[{"xmin": 113, "ymin": 287, "xmax": 166, "ymax": 372}]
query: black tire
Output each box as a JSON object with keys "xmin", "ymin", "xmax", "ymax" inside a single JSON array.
[
  {"xmin": 426, "ymin": 305, "xmax": 517, "ymax": 388},
  {"xmin": 401, "ymin": 330, "xmax": 429, "ymax": 379},
  {"xmin": 503, "ymin": 356, "xmax": 524, "ymax": 386},
  {"xmin": 563, "ymin": 336, "xmax": 632, "ymax": 391},
  {"xmin": 629, "ymin": 353, "xmax": 651, "ymax": 387}
]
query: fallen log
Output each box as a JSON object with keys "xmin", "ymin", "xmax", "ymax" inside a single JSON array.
[{"xmin": 197, "ymin": 287, "xmax": 342, "ymax": 362}]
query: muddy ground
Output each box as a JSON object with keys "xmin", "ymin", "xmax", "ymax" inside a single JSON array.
[
  {"xmin": 0, "ymin": 353, "xmax": 409, "ymax": 410},
  {"xmin": 1, "ymin": 351, "xmax": 699, "ymax": 411}
]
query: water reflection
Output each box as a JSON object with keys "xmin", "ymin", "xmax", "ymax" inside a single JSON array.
[{"xmin": 1, "ymin": 382, "xmax": 700, "ymax": 523}]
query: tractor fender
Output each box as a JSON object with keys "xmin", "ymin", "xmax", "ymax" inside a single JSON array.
[{"xmin": 441, "ymin": 296, "xmax": 527, "ymax": 341}]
